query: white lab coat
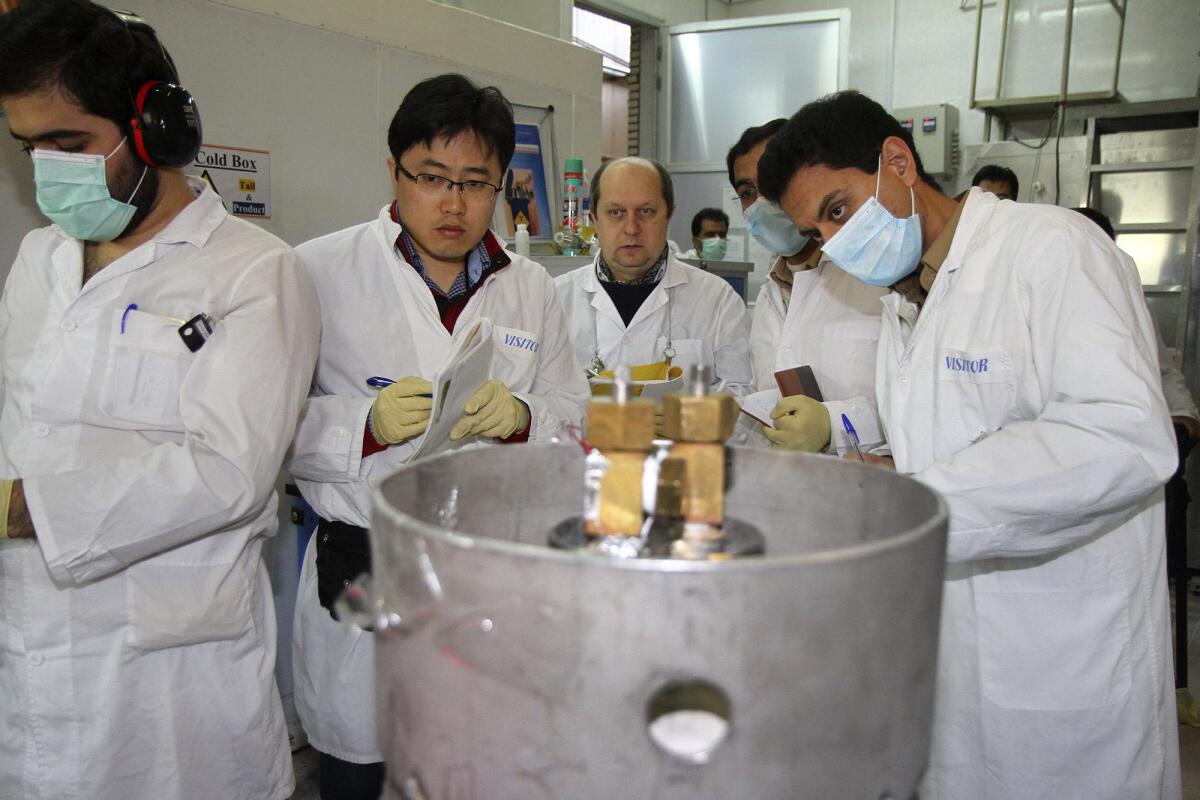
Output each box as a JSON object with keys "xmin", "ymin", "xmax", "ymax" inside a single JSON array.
[
  {"xmin": 289, "ymin": 205, "xmax": 589, "ymax": 762},
  {"xmin": 877, "ymin": 189, "xmax": 1180, "ymax": 799},
  {"xmin": 0, "ymin": 184, "xmax": 320, "ymax": 800},
  {"xmin": 749, "ymin": 253, "xmax": 888, "ymax": 454},
  {"xmin": 554, "ymin": 254, "xmax": 753, "ymax": 397}
]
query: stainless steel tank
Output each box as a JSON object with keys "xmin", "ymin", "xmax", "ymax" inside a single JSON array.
[{"xmin": 365, "ymin": 444, "xmax": 947, "ymax": 800}]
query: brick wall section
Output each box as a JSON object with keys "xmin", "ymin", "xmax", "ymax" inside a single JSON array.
[{"xmin": 626, "ymin": 25, "xmax": 641, "ymax": 157}]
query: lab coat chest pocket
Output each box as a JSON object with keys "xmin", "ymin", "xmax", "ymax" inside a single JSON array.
[
  {"xmin": 821, "ymin": 319, "xmax": 880, "ymax": 390},
  {"xmin": 492, "ymin": 325, "xmax": 540, "ymax": 392},
  {"xmin": 935, "ymin": 347, "xmax": 1016, "ymax": 448},
  {"xmin": 658, "ymin": 337, "xmax": 710, "ymax": 374},
  {"xmin": 126, "ymin": 559, "xmax": 255, "ymax": 651},
  {"xmin": 99, "ymin": 308, "xmax": 194, "ymax": 429}
]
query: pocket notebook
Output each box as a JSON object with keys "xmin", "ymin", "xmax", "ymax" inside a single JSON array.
[{"xmin": 774, "ymin": 365, "xmax": 823, "ymax": 401}]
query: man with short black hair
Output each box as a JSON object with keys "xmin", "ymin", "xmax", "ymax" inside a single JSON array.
[
  {"xmin": 971, "ymin": 163, "xmax": 1019, "ymax": 200},
  {"xmin": 288, "ymin": 73, "xmax": 588, "ymax": 799},
  {"xmin": 0, "ymin": 1, "xmax": 320, "ymax": 798},
  {"xmin": 759, "ymin": 89, "xmax": 1179, "ymax": 799},
  {"xmin": 728, "ymin": 119, "xmax": 886, "ymax": 453},
  {"xmin": 556, "ymin": 157, "xmax": 751, "ymax": 397},
  {"xmin": 680, "ymin": 207, "xmax": 729, "ymax": 260}
]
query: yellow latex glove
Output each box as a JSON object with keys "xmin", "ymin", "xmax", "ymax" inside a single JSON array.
[
  {"xmin": 0, "ymin": 479, "xmax": 12, "ymax": 539},
  {"xmin": 763, "ymin": 395, "xmax": 831, "ymax": 452},
  {"xmin": 369, "ymin": 377, "xmax": 434, "ymax": 445},
  {"xmin": 450, "ymin": 379, "xmax": 530, "ymax": 440}
]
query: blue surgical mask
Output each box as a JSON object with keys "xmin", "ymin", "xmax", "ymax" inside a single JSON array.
[
  {"xmin": 700, "ymin": 236, "xmax": 727, "ymax": 260},
  {"xmin": 744, "ymin": 197, "xmax": 810, "ymax": 256},
  {"xmin": 33, "ymin": 138, "xmax": 147, "ymax": 242},
  {"xmin": 820, "ymin": 157, "xmax": 923, "ymax": 288}
]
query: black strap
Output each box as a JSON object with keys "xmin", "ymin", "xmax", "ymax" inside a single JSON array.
[{"xmin": 314, "ymin": 518, "xmax": 371, "ymax": 621}]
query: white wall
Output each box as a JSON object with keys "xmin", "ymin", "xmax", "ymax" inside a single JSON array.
[
  {"xmin": 435, "ymin": 0, "xmax": 572, "ymax": 39},
  {"xmin": 720, "ymin": 0, "xmax": 1200, "ymax": 151},
  {"xmin": 0, "ymin": 0, "xmax": 603, "ymax": 277}
]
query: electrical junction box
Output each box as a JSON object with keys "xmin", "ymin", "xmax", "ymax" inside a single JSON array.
[{"xmin": 894, "ymin": 103, "xmax": 960, "ymax": 177}]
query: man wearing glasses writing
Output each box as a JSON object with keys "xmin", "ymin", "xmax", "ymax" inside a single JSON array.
[{"xmin": 287, "ymin": 73, "xmax": 588, "ymax": 799}]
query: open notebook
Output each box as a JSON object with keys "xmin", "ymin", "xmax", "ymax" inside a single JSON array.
[{"xmin": 410, "ymin": 318, "xmax": 495, "ymax": 458}]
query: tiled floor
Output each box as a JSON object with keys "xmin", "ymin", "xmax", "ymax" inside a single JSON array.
[
  {"xmin": 1174, "ymin": 586, "xmax": 1200, "ymax": 800},
  {"xmin": 291, "ymin": 745, "xmax": 319, "ymax": 800}
]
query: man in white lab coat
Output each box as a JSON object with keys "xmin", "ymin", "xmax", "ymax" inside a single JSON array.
[
  {"xmin": 677, "ymin": 207, "xmax": 729, "ymax": 260},
  {"xmin": 556, "ymin": 157, "xmax": 752, "ymax": 396},
  {"xmin": 729, "ymin": 119, "xmax": 887, "ymax": 454},
  {"xmin": 0, "ymin": 3, "xmax": 319, "ymax": 799},
  {"xmin": 758, "ymin": 90, "xmax": 1180, "ymax": 798},
  {"xmin": 288, "ymin": 74, "xmax": 589, "ymax": 799}
]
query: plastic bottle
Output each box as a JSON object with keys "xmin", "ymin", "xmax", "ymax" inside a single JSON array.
[
  {"xmin": 514, "ymin": 222, "xmax": 530, "ymax": 257},
  {"xmin": 559, "ymin": 157, "xmax": 584, "ymax": 256},
  {"xmin": 580, "ymin": 189, "xmax": 595, "ymax": 255}
]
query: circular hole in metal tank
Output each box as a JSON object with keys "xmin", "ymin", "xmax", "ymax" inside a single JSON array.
[{"xmin": 645, "ymin": 679, "xmax": 732, "ymax": 765}]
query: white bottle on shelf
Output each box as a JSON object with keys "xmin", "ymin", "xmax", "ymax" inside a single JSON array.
[{"xmin": 514, "ymin": 223, "xmax": 530, "ymax": 257}]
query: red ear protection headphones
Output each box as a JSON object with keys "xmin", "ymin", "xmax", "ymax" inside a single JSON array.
[{"xmin": 111, "ymin": 9, "xmax": 202, "ymax": 168}]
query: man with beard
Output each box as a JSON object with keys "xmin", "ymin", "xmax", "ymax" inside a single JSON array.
[
  {"xmin": 0, "ymin": 2, "xmax": 320, "ymax": 798},
  {"xmin": 758, "ymin": 90, "xmax": 1179, "ymax": 799}
]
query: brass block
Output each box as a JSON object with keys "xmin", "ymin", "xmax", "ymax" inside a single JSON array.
[
  {"xmin": 662, "ymin": 393, "xmax": 739, "ymax": 443},
  {"xmin": 654, "ymin": 456, "xmax": 687, "ymax": 518},
  {"xmin": 598, "ymin": 451, "xmax": 646, "ymax": 536},
  {"xmin": 588, "ymin": 399, "xmax": 656, "ymax": 450},
  {"xmin": 672, "ymin": 443, "xmax": 725, "ymax": 524}
]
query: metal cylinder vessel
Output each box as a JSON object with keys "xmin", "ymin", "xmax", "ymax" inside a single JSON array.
[{"xmin": 368, "ymin": 444, "xmax": 948, "ymax": 800}]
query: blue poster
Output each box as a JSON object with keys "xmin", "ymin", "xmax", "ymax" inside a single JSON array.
[{"xmin": 502, "ymin": 123, "xmax": 552, "ymax": 240}]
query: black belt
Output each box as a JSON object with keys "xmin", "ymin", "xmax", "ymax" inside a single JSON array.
[{"xmin": 314, "ymin": 518, "xmax": 371, "ymax": 621}]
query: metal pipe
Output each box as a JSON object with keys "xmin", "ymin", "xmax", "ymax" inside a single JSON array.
[
  {"xmin": 1111, "ymin": 0, "xmax": 1127, "ymax": 96},
  {"xmin": 1060, "ymin": 0, "xmax": 1075, "ymax": 106},
  {"xmin": 968, "ymin": 0, "xmax": 984, "ymax": 109},
  {"xmin": 994, "ymin": 0, "xmax": 1011, "ymax": 103}
]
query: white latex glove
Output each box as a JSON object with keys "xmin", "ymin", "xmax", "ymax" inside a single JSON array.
[
  {"xmin": 763, "ymin": 395, "xmax": 831, "ymax": 452},
  {"xmin": 369, "ymin": 376, "xmax": 434, "ymax": 444},
  {"xmin": 450, "ymin": 379, "xmax": 530, "ymax": 440}
]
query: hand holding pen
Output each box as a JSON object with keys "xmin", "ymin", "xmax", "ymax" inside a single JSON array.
[
  {"xmin": 841, "ymin": 414, "xmax": 865, "ymax": 464},
  {"xmin": 366, "ymin": 376, "xmax": 434, "ymax": 445},
  {"xmin": 841, "ymin": 413, "xmax": 895, "ymax": 469}
]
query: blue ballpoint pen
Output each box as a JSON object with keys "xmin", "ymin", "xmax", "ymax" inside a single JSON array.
[
  {"xmin": 367, "ymin": 376, "xmax": 433, "ymax": 398},
  {"xmin": 841, "ymin": 413, "xmax": 865, "ymax": 463}
]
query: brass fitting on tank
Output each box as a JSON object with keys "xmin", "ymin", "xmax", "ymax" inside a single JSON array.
[
  {"xmin": 585, "ymin": 370, "xmax": 656, "ymax": 537},
  {"xmin": 661, "ymin": 366, "xmax": 737, "ymax": 527}
]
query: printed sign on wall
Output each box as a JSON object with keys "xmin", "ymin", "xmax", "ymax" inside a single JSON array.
[{"xmin": 185, "ymin": 144, "xmax": 271, "ymax": 219}]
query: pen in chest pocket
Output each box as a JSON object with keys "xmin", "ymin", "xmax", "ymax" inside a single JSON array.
[{"xmin": 121, "ymin": 303, "xmax": 214, "ymax": 353}]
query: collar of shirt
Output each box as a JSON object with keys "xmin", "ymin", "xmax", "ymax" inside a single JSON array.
[
  {"xmin": 388, "ymin": 201, "xmax": 506, "ymax": 297},
  {"xmin": 890, "ymin": 193, "xmax": 966, "ymax": 308},
  {"xmin": 596, "ymin": 244, "xmax": 669, "ymax": 285},
  {"xmin": 769, "ymin": 244, "xmax": 823, "ymax": 310}
]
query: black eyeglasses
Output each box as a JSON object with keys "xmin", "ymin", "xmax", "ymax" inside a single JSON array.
[{"xmin": 395, "ymin": 163, "xmax": 501, "ymax": 201}]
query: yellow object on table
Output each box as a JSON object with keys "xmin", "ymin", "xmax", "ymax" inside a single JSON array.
[{"xmin": 0, "ymin": 478, "xmax": 13, "ymax": 539}]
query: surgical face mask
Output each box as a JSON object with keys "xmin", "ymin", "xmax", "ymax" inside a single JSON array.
[
  {"xmin": 33, "ymin": 137, "xmax": 148, "ymax": 242},
  {"xmin": 744, "ymin": 197, "xmax": 810, "ymax": 256},
  {"xmin": 820, "ymin": 158, "xmax": 923, "ymax": 288},
  {"xmin": 699, "ymin": 236, "xmax": 727, "ymax": 260}
]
